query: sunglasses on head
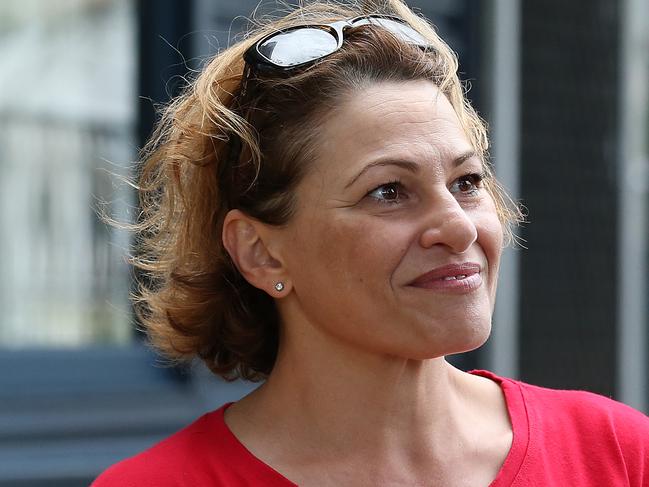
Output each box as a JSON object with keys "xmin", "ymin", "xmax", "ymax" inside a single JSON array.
[
  {"xmin": 223, "ymin": 15, "xmax": 432, "ymax": 207},
  {"xmin": 243, "ymin": 14, "xmax": 432, "ymax": 72}
]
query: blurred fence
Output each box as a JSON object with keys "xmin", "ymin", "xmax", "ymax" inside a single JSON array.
[{"xmin": 0, "ymin": 112, "xmax": 134, "ymax": 347}]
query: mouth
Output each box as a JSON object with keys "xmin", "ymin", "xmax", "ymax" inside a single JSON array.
[{"xmin": 407, "ymin": 262, "xmax": 483, "ymax": 293}]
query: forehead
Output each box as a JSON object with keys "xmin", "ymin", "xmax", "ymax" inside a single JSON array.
[{"xmin": 314, "ymin": 81, "xmax": 474, "ymax": 173}]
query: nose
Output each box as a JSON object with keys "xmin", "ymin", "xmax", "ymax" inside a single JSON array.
[{"xmin": 418, "ymin": 194, "xmax": 478, "ymax": 253}]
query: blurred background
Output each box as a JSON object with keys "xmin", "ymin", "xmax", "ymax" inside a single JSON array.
[{"xmin": 0, "ymin": 0, "xmax": 647, "ymax": 485}]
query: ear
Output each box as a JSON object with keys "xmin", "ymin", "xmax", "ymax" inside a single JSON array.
[{"xmin": 222, "ymin": 209, "xmax": 290, "ymax": 297}]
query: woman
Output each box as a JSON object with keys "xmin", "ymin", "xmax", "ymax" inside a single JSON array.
[{"xmin": 94, "ymin": 1, "xmax": 649, "ymax": 485}]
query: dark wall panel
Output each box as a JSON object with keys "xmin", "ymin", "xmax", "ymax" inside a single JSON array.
[{"xmin": 519, "ymin": 0, "xmax": 619, "ymax": 396}]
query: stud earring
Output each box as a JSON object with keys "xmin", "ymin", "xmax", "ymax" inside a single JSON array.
[{"xmin": 274, "ymin": 282, "xmax": 285, "ymax": 292}]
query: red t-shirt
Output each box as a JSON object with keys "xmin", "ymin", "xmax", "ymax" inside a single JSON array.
[{"xmin": 92, "ymin": 370, "xmax": 649, "ymax": 486}]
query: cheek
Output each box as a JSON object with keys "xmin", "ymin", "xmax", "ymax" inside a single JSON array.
[
  {"xmin": 480, "ymin": 213, "xmax": 504, "ymax": 259},
  {"xmin": 291, "ymin": 213, "xmax": 409, "ymax": 293},
  {"xmin": 315, "ymin": 218, "xmax": 396, "ymax": 282},
  {"xmin": 474, "ymin": 192, "xmax": 503, "ymax": 246},
  {"xmin": 473, "ymin": 200, "xmax": 504, "ymax": 293}
]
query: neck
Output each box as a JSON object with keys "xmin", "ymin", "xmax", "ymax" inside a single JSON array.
[{"xmin": 229, "ymin": 326, "xmax": 484, "ymax": 466}]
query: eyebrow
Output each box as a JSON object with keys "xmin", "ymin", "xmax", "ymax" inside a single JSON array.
[{"xmin": 344, "ymin": 150, "xmax": 478, "ymax": 189}]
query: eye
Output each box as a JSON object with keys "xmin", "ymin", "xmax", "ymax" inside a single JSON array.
[
  {"xmin": 449, "ymin": 173, "xmax": 484, "ymax": 196},
  {"xmin": 366, "ymin": 180, "xmax": 408, "ymax": 204}
]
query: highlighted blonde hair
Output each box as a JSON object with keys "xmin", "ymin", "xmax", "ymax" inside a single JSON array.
[{"xmin": 132, "ymin": 0, "xmax": 522, "ymax": 381}]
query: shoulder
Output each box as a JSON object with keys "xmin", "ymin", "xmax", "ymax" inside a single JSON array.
[
  {"xmin": 91, "ymin": 407, "xmax": 228, "ymax": 487},
  {"xmin": 517, "ymin": 377, "xmax": 649, "ymax": 432},
  {"xmin": 472, "ymin": 370, "xmax": 649, "ymax": 450},
  {"xmin": 510, "ymin": 375, "xmax": 649, "ymax": 480},
  {"xmin": 474, "ymin": 369, "xmax": 649, "ymax": 430},
  {"xmin": 473, "ymin": 370, "xmax": 649, "ymax": 484}
]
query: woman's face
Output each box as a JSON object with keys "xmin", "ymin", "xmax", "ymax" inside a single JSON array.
[{"xmin": 276, "ymin": 81, "xmax": 503, "ymax": 359}]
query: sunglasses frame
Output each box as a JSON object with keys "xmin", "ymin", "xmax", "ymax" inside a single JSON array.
[{"xmin": 243, "ymin": 14, "xmax": 430, "ymax": 73}]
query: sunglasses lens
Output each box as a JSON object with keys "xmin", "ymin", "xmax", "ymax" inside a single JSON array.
[
  {"xmin": 258, "ymin": 28, "xmax": 338, "ymax": 67},
  {"xmin": 355, "ymin": 17, "xmax": 429, "ymax": 46}
]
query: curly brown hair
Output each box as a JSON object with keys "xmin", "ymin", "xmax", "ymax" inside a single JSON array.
[{"xmin": 131, "ymin": 0, "xmax": 522, "ymax": 382}]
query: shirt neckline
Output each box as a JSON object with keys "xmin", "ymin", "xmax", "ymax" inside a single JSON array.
[
  {"xmin": 469, "ymin": 369, "xmax": 530, "ymax": 486},
  {"xmin": 216, "ymin": 403, "xmax": 298, "ymax": 485},
  {"xmin": 216, "ymin": 369, "xmax": 530, "ymax": 486}
]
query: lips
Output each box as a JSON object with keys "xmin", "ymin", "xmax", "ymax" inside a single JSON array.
[{"xmin": 408, "ymin": 262, "xmax": 482, "ymax": 287}]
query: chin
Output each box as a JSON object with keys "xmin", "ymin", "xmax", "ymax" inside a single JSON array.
[
  {"xmin": 412, "ymin": 319, "xmax": 492, "ymax": 360},
  {"xmin": 459, "ymin": 318, "xmax": 492, "ymax": 352},
  {"xmin": 454, "ymin": 329, "xmax": 491, "ymax": 355}
]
